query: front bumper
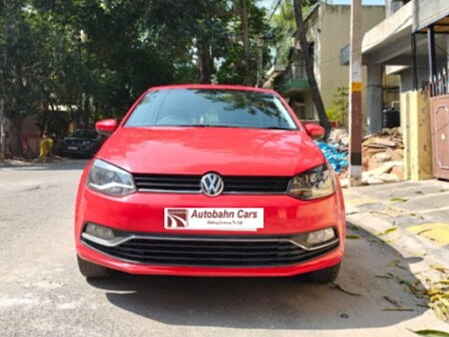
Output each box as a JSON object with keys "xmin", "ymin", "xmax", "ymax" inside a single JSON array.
[
  {"xmin": 78, "ymin": 241, "xmax": 343, "ymax": 277},
  {"xmin": 75, "ymin": 173, "xmax": 346, "ymax": 277}
]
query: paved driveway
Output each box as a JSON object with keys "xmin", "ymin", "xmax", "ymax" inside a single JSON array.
[{"xmin": 0, "ymin": 160, "xmax": 447, "ymax": 337}]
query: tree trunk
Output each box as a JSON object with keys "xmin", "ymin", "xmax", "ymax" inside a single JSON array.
[
  {"xmin": 292, "ymin": 0, "xmax": 331, "ymax": 138},
  {"xmin": 0, "ymin": 98, "xmax": 5, "ymax": 160},
  {"xmin": 238, "ymin": 0, "xmax": 251, "ymax": 85},
  {"xmin": 82, "ymin": 93, "xmax": 90, "ymax": 128},
  {"xmin": 13, "ymin": 117, "xmax": 23, "ymax": 158},
  {"xmin": 198, "ymin": 42, "xmax": 213, "ymax": 84}
]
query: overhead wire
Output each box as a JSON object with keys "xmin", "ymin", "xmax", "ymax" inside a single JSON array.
[{"xmin": 269, "ymin": 0, "xmax": 284, "ymax": 21}]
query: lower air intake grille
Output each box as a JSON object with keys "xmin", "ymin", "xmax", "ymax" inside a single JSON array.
[{"xmin": 82, "ymin": 235, "xmax": 338, "ymax": 267}]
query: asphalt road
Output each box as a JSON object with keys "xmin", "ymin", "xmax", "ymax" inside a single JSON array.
[{"xmin": 0, "ymin": 160, "xmax": 447, "ymax": 337}]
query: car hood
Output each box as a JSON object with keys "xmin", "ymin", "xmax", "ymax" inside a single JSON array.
[{"xmin": 97, "ymin": 127, "xmax": 325, "ymax": 176}]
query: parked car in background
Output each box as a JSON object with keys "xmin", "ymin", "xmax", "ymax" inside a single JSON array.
[
  {"xmin": 75, "ymin": 84, "xmax": 346, "ymax": 283},
  {"xmin": 59, "ymin": 129, "xmax": 105, "ymax": 158}
]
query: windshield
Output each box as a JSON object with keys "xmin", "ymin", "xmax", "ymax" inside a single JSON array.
[{"xmin": 125, "ymin": 89, "xmax": 297, "ymax": 130}]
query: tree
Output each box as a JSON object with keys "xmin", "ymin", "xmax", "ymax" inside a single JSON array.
[
  {"xmin": 216, "ymin": 1, "xmax": 271, "ymax": 85},
  {"xmin": 292, "ymin": 0, "xmax": 331, "ymax": 138},
  {"xmin": 145, "ymin": 0, "xmax": 233, "ymax": 84},
  {"xmin": 0, "ymin": 0, "xmax": 273, "ymax": 157},
  {"xmin": 327, "ymin": 87, "xmax": 349, "ymax": 127},
  {"xmin": 271, "ymin": 1, "xmax": 296, "ymax": 67},
  {"xmin": 237, "ymin": 0, "xmax": 250, "ymax": 84},
  {"xmin": 0, "ymin": 0, "xmax": 52, "ymax": 156}
]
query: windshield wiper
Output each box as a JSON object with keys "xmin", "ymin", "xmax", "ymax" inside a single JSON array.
[
  {"xmin": 156, "ymin": 125, "xmax": 294, "ymax": 130},
  {"xmin": 166, "ymin": 124, "xmax": 241, "ymax": 128},
  {"xmin": 150, "ymin": 124, "xmax": 205, "ymax": 128},
  {"xmin": 264, "ymin": 126, "xmax": 294, "ymax": 130}
]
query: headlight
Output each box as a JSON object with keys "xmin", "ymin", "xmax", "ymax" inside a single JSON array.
[
  {"xmin": 287, "ymin": 164, "xmax": 335, "ymax": 200},
  {"xmin": 88, "ymin": 159, "xmax": 136, "ymax": 196}
]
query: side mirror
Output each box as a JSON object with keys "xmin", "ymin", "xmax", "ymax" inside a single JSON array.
[
  {"xmin": 96, "ymin": 119, "xmax": 118, "ymax": 136},
  {"xmin": 304, "ymin": 123, "xmax": 325, "ymax": 140}
]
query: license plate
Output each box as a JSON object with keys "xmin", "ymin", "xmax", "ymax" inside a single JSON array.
[
  {"xmin": 164, "ymin": 208, "xmax": 264, "ymax": 231},
  {"xmin": 68, "ymin": 146, "xmax": 78, "ymax": 150}
]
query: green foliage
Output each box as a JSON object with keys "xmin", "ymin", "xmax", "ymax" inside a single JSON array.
[
  {"xmin": 270, "ymin": 0, "xmax": 318, "ymax": 66},
  {"xmin": 326, "ymin": 87, "xmax": 348, "ymax": 126},
  {"xmin": 216, "ymin": 1, "xmax": 271, "ymax": 85},
  {"xmin": 0, "ymin": 0, "xmax": 272, "ymax": 140},
  {"xmin": 271, "ymin": 1, "xmax": 296, "ymax": 66},
  {"xmin": 413, "ymin": 331, "xmax": 449, "ymax": 337}
]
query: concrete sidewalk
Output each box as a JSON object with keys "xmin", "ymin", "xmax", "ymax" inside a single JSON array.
[{"xmin": 344, "ymin": 180, "xmax": 449, "ymax": 266}]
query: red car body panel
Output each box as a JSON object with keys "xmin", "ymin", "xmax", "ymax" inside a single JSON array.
[
  {"xmin": 97, "ymin": 127, "xmax": 324, "ymax": 176},
  {"xmin": 75, "ymin": 84, "xmax": 346, "ymax": 277}
]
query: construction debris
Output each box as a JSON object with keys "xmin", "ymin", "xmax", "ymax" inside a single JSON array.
[
  {"xmin": 331, "ymin": 127, "xmax": 405, "ymax": 186},
  {"xmin": 362, "ymin": 128, "xmax": 404, "ymax": 183},
  {"xmin": 328, "ymin": 128, "xmax": 349, "ymax": 152}
]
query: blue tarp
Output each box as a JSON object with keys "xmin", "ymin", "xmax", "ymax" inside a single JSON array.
[{"xmin": 315, "ymin": 141, "xmax": 348, "ymax": 173}]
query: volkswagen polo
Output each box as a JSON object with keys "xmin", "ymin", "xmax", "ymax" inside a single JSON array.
[{"xmin": 75, "ymin": 84, "xmax": 345, "ymax": 282}]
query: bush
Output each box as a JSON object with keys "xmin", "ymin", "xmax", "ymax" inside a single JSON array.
[{"xmin": 326, "ymin": 87, "xmax": 348, "ymax": 127}]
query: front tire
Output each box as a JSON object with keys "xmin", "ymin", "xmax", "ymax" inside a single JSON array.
[
  {"xmin": 303, "ymin": 263, "xmax": 341, "ymax": 284},
  {"xmin": 77, "ymin": 256, "xmax": 110, "ymax": 279}
]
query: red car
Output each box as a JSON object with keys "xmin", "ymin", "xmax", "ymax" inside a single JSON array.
[{"xmin": 75, "ymin": 84, "xmax": 345, "ymax": 282}]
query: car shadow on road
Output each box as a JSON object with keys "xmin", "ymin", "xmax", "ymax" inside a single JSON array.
[{"xmin": 88, "ymin": 224, "xmax": 431, "ymax": 330}]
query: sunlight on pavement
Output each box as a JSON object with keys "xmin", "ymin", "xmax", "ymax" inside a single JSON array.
[{"xmin": 408, "ymin": 223, "xmax": 449, "ymax": 246}]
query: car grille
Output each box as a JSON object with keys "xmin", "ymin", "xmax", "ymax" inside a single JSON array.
[
  {"xmin": 132, "ymin": 174, "xmax": 290, "ymax": 194},
  {"xmin": 82, "ymin": 235, "xmax": 339, "ymax": 267}
]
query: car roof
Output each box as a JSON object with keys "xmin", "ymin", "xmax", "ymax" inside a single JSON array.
[{"xmin": 147, "ymin": 84, "xmax": 276, "ymax": 94}]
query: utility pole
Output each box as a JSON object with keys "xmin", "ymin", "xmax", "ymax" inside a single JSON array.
[{"xmin": 348, "ymin": 0, "xmax": 363, "ymax": 186}]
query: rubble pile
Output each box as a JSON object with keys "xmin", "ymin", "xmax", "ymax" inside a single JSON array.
[
  {"xmin": 323, "ymin": 128, "xmax": 404, "ymax": 186},
  {"xmin": 328, "ymin": 128, "xmax": 349, "ymax": 153},
  {"xmin": 362, "ymin": 128, "xmax": 404, "ymax": 185}
]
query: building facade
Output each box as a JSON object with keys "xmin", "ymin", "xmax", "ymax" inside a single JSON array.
[
  {"xmin": 362, "ymin": 0, "xmax": 449, "ymax": 180},
  {"xmin": 268, "ymin": 3, "xmax": 385, "ymax": 122}
]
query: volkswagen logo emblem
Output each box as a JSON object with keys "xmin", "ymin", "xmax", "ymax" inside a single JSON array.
[{"xmin": 200, "ymin": 173, "xmax": 224, "ymax": 197}]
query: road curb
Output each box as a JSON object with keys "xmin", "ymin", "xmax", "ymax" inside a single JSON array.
[{"xmin": 345, "ymin": 191, "xmax": 449, "ymax": 271}]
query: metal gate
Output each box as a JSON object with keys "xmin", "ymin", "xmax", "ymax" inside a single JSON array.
[{"xmin": 429, "ymin": 76, "xmax": 449, "ymax": 180}]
